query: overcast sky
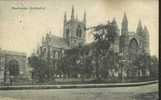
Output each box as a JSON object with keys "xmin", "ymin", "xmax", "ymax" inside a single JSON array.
[{"xmin": 0, "ymin": 0, "xmax": 158, "ymax": 57}]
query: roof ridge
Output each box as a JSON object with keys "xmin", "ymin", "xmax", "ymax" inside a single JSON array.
[{"xmin": 51, "ymin": 34, "xmax": 64, "ymax": 39}]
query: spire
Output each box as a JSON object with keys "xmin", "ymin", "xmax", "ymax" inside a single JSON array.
[
  {"xmin": 71, "ymin": 5, "xmax": 75, "ymax": 20},
  {"xmin": 122, "ymin": 13, "xmax": 128, "ymax": 23},
  {"xmin": 112, "ymin": 18, "xmax": 119, "ymax": 36},
  {"xmin": 143, "ymin": 25, "xmax": 149, "ymax": 41},
  {"xmin": 136, "ymin": 20, "xmax": 143, "ymax": 34},
  {"xmin": 121, "ymin": 12, "xmax": 128, "ymax": 36},
  {"xmin": 112, "ymin": 18, "xmax": 117, "ymax": 29},
  {"xmin": 64, "ymin": 12, "xmax": 67, "ymax": 23},
  {"xmin": 83, "ymin": 11, "xmax": 86, "ymax": 24},
  {"xmin": 143, "ymin": 25, "xmax": 149, "ymax": 35},
  {"xmin": 143, "ymin": 25, "xmax": 150, "ymax": 54}
]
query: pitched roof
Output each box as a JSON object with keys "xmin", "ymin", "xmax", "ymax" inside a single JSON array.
[
  {"xmin": 0, "ymin": 49, "xmax": 26, "ymax": 56},
  {"xmin": 48, "ymin": 35, "xmax": 69, "ymax": 49}
]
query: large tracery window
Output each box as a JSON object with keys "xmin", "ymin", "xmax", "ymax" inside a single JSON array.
[{"xmin": 129, "ymin": 38, "xmax": 139, "ymax": 59}]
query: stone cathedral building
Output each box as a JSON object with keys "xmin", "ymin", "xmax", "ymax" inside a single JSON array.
[
  {"xmin": 37, "ymin": 6, "xmax": 86, "ymax": 60},
  {"xmin": 37, "ymin": 6, "xmax": 150, "ymax": 78}
]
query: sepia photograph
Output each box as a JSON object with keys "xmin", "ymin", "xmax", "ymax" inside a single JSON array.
[{"xmin": 0, "ymin": 0, "xmax": 159, "ymax": 100}]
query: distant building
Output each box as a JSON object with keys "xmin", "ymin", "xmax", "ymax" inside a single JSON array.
[{"xmin": 0, "ymin": 49, "xmax": 27, "ymax": 84}]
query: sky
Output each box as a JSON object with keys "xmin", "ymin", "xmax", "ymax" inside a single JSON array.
[{"xmin": 0, "ymin": 0, "xmax": 158, "ymax": 57}]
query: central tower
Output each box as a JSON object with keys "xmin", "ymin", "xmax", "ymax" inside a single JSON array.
[{"xmin": 63, "ymin": 6, "xmax": 86, "ymax": 48}]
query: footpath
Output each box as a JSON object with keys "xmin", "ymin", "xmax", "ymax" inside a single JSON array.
[{"xmin": 0, "ymin": 80, "xmax": 158, "ymax": 90}]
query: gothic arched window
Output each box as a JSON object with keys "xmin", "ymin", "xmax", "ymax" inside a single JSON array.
[
  {"xmin": 77, "ymin": 25, "xmax": 82, "ymax": 37},
  {"xmin": 66, "ymin": 29, "xmax": 69, "ymax": 38}
]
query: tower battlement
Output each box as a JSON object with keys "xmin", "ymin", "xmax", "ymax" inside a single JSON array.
[{"xmin": 63, "ymin": 6, "xmax": 86, "ymax": 48}]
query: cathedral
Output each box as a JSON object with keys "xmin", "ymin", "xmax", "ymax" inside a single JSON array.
[
  {"xmin": 37, "ymin": 6, "xmax": 86, "ymax": 60},
  {"xmin": 37, "ymin": 6, "xmax": 150, "ymax": 78}
]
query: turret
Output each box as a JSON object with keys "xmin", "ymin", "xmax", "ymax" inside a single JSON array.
[
  {"xmin": 112, "ymin": 18, "xmax": 119, "ymax": 53},
  {"xmin": 136, "ymin": 20, "xmax": 143, "ymax": 37},
  {"xmin": 121, "ymin": 13, "xmax": 128, "ymax": 36},
  {"xmin": 71, "ymin": 6, "xmax": 75, "ymax": 20},
  {"xmin": 120, "ymin": 13, "xmax": 129, "ymax": 56},
  {"xmin": 63, "ymin": 12, "xmax": 67, "ymax": 38},
  {"xmin": 143, "ymin": 25, "xmax": 150, "ymax": 54},
  {"xmin": 112, "ymin": 18, "xmax": 119, "ymax": 36},
  {"xmin": 143, "ymin": 25, "xmax": 149, "ymax": 37},
  {"xmin": 64, "ymin": 12, "xmax": 67, "ymax": 24}
]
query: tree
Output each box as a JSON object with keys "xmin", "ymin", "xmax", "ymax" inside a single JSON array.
[
  {"xmin": 28, "ymin": 55, "xmax": 41, "ymax": 82},
  {"xmin": 91, "ymin": 20, "xmax": 120, "ymax": 80},
  {"xmin": 132, "ymin": 54, "xmax": 158, "ymax": 81},
  {"xmin": 149, "ymin": 56, "xmax": 158, "ymax": 79},
  {"xmin": 28, "ymin": 55, "xmax": 54, "ymax": 82},
  {"xmin": 60, "ymin": 19, "xmax": 121, "ymax": 81},
  {"xmin": 60, "ymin": 48, "xmax": 80, "ymax": 78},
  {"xmin": 132, "ymin": 54, "xmax": 148, "ymax": 78}
]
